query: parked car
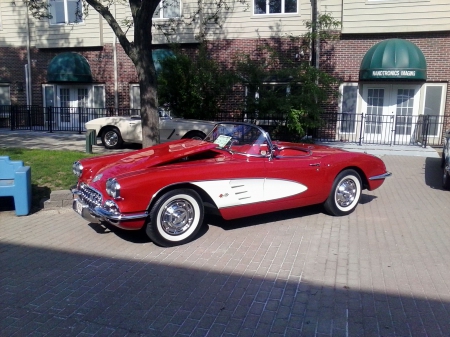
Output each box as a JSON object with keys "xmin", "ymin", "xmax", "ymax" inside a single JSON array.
[
  {"xmin": 72, "ymin": 122, "xmax": 391, "ymax": 247},
  {"xmin": 85, "ymin": 108, "xmax": 216, "ymax": 149}
]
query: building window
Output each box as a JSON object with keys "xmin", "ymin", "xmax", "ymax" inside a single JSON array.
[
  {"xmin": 422, "ymin": 83, "xmax": 447, "ymax": 137},
  {"xmin": 49, "ymin": 0, "xmax": 83, "ymax": 25},
  {"xmin": 0, "ymin": 84, "xmax": 11, "ymax": 122},
  {"xmin": 153, "ymin": 0, "xmax": 181, "ymax": 19},
  {"xmin": 254, "ymin": 0, "xmax": 297, "ymax": 15},
  {"xmin": 130, "ymin": 84, "xmax": 140, "ymax": 114},
  {"xmin": 339, "ymin": 83, "xmax": 358, "ymax": 134}
]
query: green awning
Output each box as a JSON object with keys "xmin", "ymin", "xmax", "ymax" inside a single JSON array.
[
  {"xmin": 47, "ymin": 52, "xmax": 93, "ymax": 82},
  {"xmin": 152, "ymin": 49, "xmax": 175, "ymax": 74},
  {"xmin": 360, "ymin": 39, "xmax": 427, "ymax": 81}
]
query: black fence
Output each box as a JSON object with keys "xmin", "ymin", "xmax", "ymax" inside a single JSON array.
[{"xmin": 0, "ymin": 105, "xmax": 447, "ymax": 147}]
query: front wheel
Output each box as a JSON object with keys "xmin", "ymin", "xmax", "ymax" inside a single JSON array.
[
  {"xmin": 324, "ymin": 169, "xmax": 362, "ymax": 216},
  {"xmin": 146, "ymin": 189, "xmax": 204, "ymax": 247},
  {"xmin": 101, "ymin": 127, "xmax": 124, "ymax": 149}
]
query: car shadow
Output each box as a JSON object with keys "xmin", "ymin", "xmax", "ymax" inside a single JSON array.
[
  {"xmin": 85, "ymin": 194, "xmax": 376, "ymax": 244},
  {"xmin": 424, "ymin": 157, "xmax": 444, "ymax": 190},
  {"xmin": 87, "ymin": 220, "xmax": 210, "ymax": 245},
  {"xmin": 205, "ymin": 194, "xmax": 376, "ymax": 231}
]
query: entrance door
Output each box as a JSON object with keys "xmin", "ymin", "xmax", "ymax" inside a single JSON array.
[
  {"xmin": 362, "ymin": 84, "xmax": 420, "ymax": 145},
  {"xmin": 58, "ymin": 86, "xmax": 89, "ymax": 128}
]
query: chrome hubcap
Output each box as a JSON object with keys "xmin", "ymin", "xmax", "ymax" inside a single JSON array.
[
  {"xmin": 105, "ymin": 131, "xmax": 118, "ymax": 146},
  {"xmin": 336, "ymin": 178, "xmax": 357, "ymax": 207},
  {"xmin": 161, "ymin": 199, "xmax": 195, "ymax": 235}
]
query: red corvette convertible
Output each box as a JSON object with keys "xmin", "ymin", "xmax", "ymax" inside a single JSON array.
[{"xmin": 72, "ymin": 122, "xmax": 391, "ymax": 247}]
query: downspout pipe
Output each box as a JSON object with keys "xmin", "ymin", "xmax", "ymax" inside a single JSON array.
[
  {"xmin": 311, "ymin": 0, "xmax": 319, "ymax": 69},
  {"xmin": 25, "ymin": 4, "xmax": 32, "ymax": 105}
]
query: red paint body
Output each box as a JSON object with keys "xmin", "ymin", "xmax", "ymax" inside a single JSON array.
[{"xmin": 75, "ymin": 138, "xmax": 389, "ymax": 230}]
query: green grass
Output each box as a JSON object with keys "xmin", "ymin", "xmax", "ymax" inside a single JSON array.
[{"xmin": 0, "ymin": 148, "xmax": 95, "ymax": 209}]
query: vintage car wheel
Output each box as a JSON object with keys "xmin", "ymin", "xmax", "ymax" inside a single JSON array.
[
  {"xmin": 101, "ymin": 127, "xmax": 124, "ymax": 149},
  {"xmin": 324, "ymin": 169, "xmax": 362, "ymax": 216},
  {"xmin": 146, "ymin": 189, "xmax": 204, "ymax": 247},
  {"xmin": 443, "ymin": 165, "xmax": 450, "ymax": 190},
  {"xmin": 182, "ymin": 131, "xmax": 206, "ymax": 140}
]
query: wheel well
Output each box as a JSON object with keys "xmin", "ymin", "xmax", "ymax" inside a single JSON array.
[
  {"xmin": 99, "ymin": 125, "xmax": 119, "ymax": 137},
  {"xmin": 147, "ymin": 183, "xmax": 218, "ymax": 212},
  {"xmin": 182, "ymin": 130, "xmax": 206, "ymax": 139},
  {"xmin": 338, "ymin": 166, "xmax": 369, "ymax": 190}
]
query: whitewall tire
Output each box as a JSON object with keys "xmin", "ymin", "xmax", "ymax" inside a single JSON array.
[
  {"xmin": 324, "ymin": 169, "xmax": 362, "ymax": 216},
  {"xmin": 146, "ymin": 189, "xmax": 204, "ymax": 247}
]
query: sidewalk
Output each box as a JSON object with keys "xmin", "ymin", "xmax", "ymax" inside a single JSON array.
[{"xmin": 0, "ymin": 129, "xmax": 441, "ymax": 157}]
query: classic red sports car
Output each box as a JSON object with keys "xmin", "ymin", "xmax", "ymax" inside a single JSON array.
[{"xmin": 72, "ymin": 122, "xmax": 391, "ymax": 247}]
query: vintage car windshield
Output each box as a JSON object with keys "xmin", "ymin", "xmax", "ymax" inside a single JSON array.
[{"xmin": 204, "ymin": 123, "xmax": 272, "ymax": 156}]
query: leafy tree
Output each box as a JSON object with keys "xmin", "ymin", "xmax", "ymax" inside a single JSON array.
[
  {"xmin": 25, "ymin": 0, "xmax": 241, "ymax": 147},
  {"xmin": 157, "ymin": 44, "xmax": 235, "ymax": 120},
  {"xmin": 233, "ymin": 13, "xmax": 341, "ymax": 141}
]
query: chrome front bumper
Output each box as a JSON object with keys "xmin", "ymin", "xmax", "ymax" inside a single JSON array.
[
  {"xmin": 369, "ymin": 172, "xmax": 392, "ymax": 180},
  {"xmin": 72, "ymin": 194, "xmax": 148, "ymax": 226}
]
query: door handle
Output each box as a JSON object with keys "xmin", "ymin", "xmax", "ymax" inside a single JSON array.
[{"xmin": 309, "ymin": 163, "xmax": 320, "ymax": 167}]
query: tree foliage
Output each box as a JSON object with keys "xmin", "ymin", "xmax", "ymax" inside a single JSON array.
[
  {"xmin": 233, "ymin": 48, "xmax": 339, "ymax": 141},
  {"xmin": 157, "ymin": 44, "xmax": 235, "ymax": 120}
]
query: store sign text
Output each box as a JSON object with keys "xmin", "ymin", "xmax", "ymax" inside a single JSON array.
[{"xmin": 372, "ymin": 70, "xmax": 416, "ymax": 77}]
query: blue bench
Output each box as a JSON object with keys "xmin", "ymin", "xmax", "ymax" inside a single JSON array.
[{"xmin": 0, "ymin": 156, "xmax": 31, "ymax": 216}]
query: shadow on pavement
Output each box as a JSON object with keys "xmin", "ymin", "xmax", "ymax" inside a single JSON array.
[{"xmin": 425, "ymin": 157, "xmax": 444, "ymax": 190}]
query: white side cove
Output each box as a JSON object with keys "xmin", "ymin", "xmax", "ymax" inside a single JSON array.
[{"xmin": 192, "ymin": 179, "xmax": 308, "ymax": 209}]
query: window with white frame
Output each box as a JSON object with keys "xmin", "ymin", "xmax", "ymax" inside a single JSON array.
[
  {"xmin": 49, "ymin": 0, "xmax": 83, "ymax": 25},
  {"xmin": 422, "ymin": 83, "xmax": 447, "ymax": 137},
  {"xmin": 153, "ymin": 0, "xmax": 181, "ymax": 19},
  {"xmin": 254, "ymin": 0, "xmax": 297, "ymax": 15},
  {"xmin": 0, "ymin": 84, "xmax": 11, "ymax": 120},
  {"xmin": 339, "ymin": 83, "xmax": 358, "ymax": 133},
  {"xmin": 130, "ymin": 84, "xmax": 140, "ymax": 112}
]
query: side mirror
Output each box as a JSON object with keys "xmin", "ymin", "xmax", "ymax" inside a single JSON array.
[{"xmin": 271, "ymin": 145, "xmax": 280, "ymax": 158}]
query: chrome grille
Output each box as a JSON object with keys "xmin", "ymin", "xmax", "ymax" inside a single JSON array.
[{"xmin": 79, "ymin": 183, "xmax": 103, "ymax": 209}]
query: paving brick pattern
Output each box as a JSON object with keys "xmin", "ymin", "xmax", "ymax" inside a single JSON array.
[{"xmin": 1, "ymin": 155, "xmax": 450, "ymax": 336}]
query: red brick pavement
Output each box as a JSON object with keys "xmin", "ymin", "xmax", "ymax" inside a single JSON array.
[{"xmin": 1, "ymin": 155, "xmax": 450, "ymax": 336}]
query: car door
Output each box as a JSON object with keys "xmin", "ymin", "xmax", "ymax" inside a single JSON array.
[{"xmin": 264, "ymin": 147, "xmax": 324, "ymax": 207}]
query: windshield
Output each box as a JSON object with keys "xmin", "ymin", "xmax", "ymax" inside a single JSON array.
[{"xmin": 204, "ymin": 122, "xmax": 272, "ymax": 157}]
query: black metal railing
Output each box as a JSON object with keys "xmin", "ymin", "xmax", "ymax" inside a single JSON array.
[{"xmin": 0, "ymin": 105, "xmax": 448, "ymax": 147}]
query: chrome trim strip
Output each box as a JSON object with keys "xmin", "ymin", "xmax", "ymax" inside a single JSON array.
[
  {"xmin": 93, "ymin": 206, "xmax": 148, "ymax": 221},
  {"xmin": 369, "ymin": 172, "xmax": 392, "ymax": 180}
]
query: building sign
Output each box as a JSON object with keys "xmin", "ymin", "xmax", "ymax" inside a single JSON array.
[{"xmin": 371, "ymin": 70, "xmax": 416, "ymax": 78}]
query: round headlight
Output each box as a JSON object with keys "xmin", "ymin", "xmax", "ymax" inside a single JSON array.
[
  {"xmin": 72, "ymin": 161, "xmax": 83, "ymax": 177},
  {"xmin": 106, "ymin": 178, "xmax": 121, "ymax": 199}
]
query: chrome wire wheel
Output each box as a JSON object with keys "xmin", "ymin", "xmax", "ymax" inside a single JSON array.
[
  {"xmin": 104, "ymin": 131, "xmax": 119, "ymax": 147},
  {"xmin": 101, "ymin": 128, "xmax": 123, "ymax": 149},
  {"xmin": 160, "ymin": 198, "xmax": 195, "ymax": 235},
  {"xmin": 335, "ymin": 178, "xmax": 358, "ymax": 208}
]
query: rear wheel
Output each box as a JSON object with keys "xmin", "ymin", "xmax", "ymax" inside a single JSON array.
[
  {"xmin": 443, "ymin": 165, "xmax": 450, "ymax": 190},
  {"xmin": 146, "ymin": 189, "xmax": 204, "ymax": 247},
  {"xmin": 101, "ymin": 127, "xmax": 123, "ymax": 149},
  {"xmin": 182, "ymin": 131, "xmax": 206, "ymax": 140},
  {"xmin": 324, "ymin": 169, "xmax": 362, "ymax": 216}
]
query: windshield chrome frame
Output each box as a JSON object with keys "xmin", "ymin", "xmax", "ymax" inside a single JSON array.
[{"xmin": 206, "ymin": 122, "xmax": 274, "ymax": 158}]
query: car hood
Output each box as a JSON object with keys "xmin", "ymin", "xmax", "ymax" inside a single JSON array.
[{"xmin": 84, "ymin": 139, "xmax": 217, "ymax": 184}]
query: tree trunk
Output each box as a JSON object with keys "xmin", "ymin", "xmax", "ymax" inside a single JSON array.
[
  {"xmin": 135, "ymin": 53, "xmax": 159, "ymax": 148},
  {"xmin": 132, "ymin": 5, "xmax": 159, "ymax": 148}
]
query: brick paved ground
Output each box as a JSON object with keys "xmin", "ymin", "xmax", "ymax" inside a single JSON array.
[{"xmin": 1, "ymin": 155, "xmax": 450, "ymax": 337}]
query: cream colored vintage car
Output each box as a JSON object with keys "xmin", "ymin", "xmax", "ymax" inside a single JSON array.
[{"xmin": 85, "ymin": 109, "xmax": 216, "ymax": 149}]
